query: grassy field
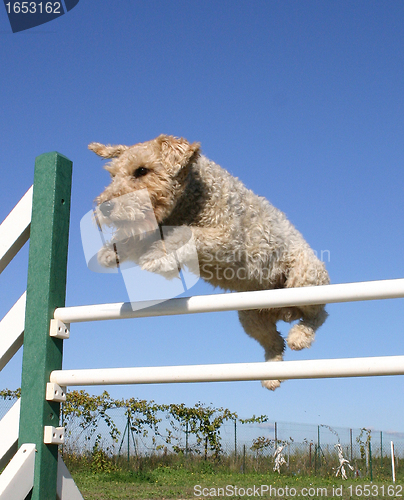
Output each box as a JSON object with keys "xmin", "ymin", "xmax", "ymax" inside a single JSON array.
[{"xmin": 69, "ymin": 459, "xmax": 403, "ymax": 499}]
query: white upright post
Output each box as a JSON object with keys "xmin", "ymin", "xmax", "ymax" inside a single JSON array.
[{"xmin": 391, "ymin": 441, "xmax": 396, "ymax": 483}]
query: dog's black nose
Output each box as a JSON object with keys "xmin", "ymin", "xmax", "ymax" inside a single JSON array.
[{"xmin": 99, "ymin": 200, "xmax": 114, "ymax": 216}]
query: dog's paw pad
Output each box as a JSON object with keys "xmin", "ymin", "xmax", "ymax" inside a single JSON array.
[{"xmin": 287, "ymin": 324, "xmax": 315, "ymax": 351}]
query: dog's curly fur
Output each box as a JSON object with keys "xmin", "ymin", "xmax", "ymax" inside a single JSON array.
[{"xmin": 90, "ymin": 134, "xmax": 330, "ymax": 390}]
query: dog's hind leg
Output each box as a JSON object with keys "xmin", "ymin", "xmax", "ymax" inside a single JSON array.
[
  {"xmin": 238, "ymin": 309, "xmax": 285, "ymax": 391},
  {"xmin": 284, "ymin": 253, "xmax": 329, "ymax": 351},
  {"xmin": 286, "ymin": 304, "xmax": 328, "ymax": 351}
]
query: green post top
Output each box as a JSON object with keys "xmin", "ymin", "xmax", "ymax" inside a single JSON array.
[{"xmin": 18, "ymin": 152, "xmax": 73, "ymax": 500}]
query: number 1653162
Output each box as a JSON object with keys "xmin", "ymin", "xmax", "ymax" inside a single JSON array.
[{"xmin": 5, "ymin": 2, "xmax": 62, "ymax": 14}]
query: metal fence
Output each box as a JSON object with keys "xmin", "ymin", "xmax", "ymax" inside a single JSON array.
[
  {"xmin": 65, "ymin": 407, "xmax": 404, "ymax": 478},
  {"xmin": 1, "ymin": 396, "xmax": 402, "ymax": 478}
]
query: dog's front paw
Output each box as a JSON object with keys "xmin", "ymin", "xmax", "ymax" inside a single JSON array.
[
  {"xmin": 261, "ymin": 379, "xmax": 282, "ymax": 391},
  {"xmin": 140, "ymin": 240, "xmax": 168, "ymax": 263},
  {"xmin": 98, "ymin": 245, "xmax": 119, "ymax": 268},
  {"xmin": 139, "ymin": 242, "xmax": 179, "ymax": 279},
  {"xmin": 140, "ymin": 256, "xmax": 179, "ymax": 279}
]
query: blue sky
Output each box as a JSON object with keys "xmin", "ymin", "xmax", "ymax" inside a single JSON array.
[{"xmin": 1, "ymin": 1, "xmax": 403, "ymax": 433}]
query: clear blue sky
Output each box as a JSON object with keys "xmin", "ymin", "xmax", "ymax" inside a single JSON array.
[{"xmin": 1, "ymin": 1, "xmax": 403, "ymax": 433}]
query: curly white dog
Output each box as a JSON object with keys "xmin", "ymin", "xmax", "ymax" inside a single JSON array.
[{"xmin": 90, "ymin": 135, "xmax": 330, "ymax": 390}]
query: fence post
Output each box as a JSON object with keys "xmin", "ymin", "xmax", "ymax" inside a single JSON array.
[
  {"xmin": 380, "ymin": 431, "xmax": 383, "ymax": 468},
  {"xmin": 234, "ymin": 419, "xmax": 237, "ymax": 458},
  {"xmin": 350, "ymin": 429, "xmax": 353, "ymax": 462},
  {"xmin": 18, "ymin": 152, "xmax": 72, "ymax": 500},
  {"xmin": 127, "ymin": 412, "xmax": 130, "ymax": 464},
  {"xmin": 185, "ymin": 420, "xmax": 189, "ymax": 457}
]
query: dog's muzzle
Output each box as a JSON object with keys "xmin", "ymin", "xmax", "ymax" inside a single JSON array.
[{"xmin": 99, "ymin": 200, "xmax": 114, "ymax": 217}]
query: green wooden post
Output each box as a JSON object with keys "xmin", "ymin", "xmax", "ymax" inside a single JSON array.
[{"xmin": 18, "ymin": 152, "xmax": 72, "ymax": 500}]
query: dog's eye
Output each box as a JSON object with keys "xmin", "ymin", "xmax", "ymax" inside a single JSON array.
[{"xmin": 133, "ymin": 166, "xmax": 149, "ymax": 179}]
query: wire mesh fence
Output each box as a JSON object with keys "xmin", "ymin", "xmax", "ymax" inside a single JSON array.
[
  {"xmin": 0, "ymin": 396, "xmax": 16, "ymax": 419},
  {"xmin": 1, "ymin": 394, "xmax": 402, "ymax": 479},
  {"xmin": 64, "ymin": 409, "xmax": 404, "ymax": 479}
]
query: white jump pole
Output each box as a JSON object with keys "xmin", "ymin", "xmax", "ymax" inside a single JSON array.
[
  {"xmin": 54, "ymin": 278, "xmax": 404, "ymax": 323},
  {"xmin": 50, "ymin": 355, "xmax": 404, "ymax": 387}
]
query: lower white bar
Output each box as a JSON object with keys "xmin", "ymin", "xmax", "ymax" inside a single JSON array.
[{"xmin": 50, "ymin": 355, "xmax": 404, "ymax": 387}]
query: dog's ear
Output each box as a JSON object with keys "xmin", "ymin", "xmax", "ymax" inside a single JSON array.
[
  {"xmin": 156, "ymin": 135, "xmax": 200, "ymax": 170},
  {"xmin": 88, "ymin": 142, "xmax": 129, "ymax": 159}
]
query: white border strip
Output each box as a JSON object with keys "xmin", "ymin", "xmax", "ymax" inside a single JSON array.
[
  {"xmin": 0, "ymin": 399, "xmax": 21, "ymax": 470},
  {"xmin": 0, "ymin": 186, "xmax": 32, "ymax": 275},
  {"xmin": 0, "ymin": 293, "xmax": 26, "ymax": 371},
  {"xmin": 0, "ymin": 443, "xmax": 35, "ymax": 499}
]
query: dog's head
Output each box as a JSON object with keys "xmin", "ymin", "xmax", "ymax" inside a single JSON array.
[{"xmin": 90, "ymin": 135, "xmax": 200, "ymax": 235}]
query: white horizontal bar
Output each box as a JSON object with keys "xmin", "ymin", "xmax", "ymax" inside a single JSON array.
[
  {"xmin": 0, "ymin": 443, "xmax": 35, "ymax": 500},
  {"xmin": 0, "ymin": 293, "xmax": 26, "ymax": 372},
  {"xmin": 0, "ymin": 186, "xmax": 32, "ymax": 275},
  {"xmin": 54, "ymin": 278, "xmax": 404, "ymax": 323},
  {"xmin": 50, "ymin": 355, "xmax": 404, "ymax": 387}
]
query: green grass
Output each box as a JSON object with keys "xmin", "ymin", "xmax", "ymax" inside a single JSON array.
[{"xmin": 68, "ymin": 459, "xmax": 403, "ymax": 499}]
